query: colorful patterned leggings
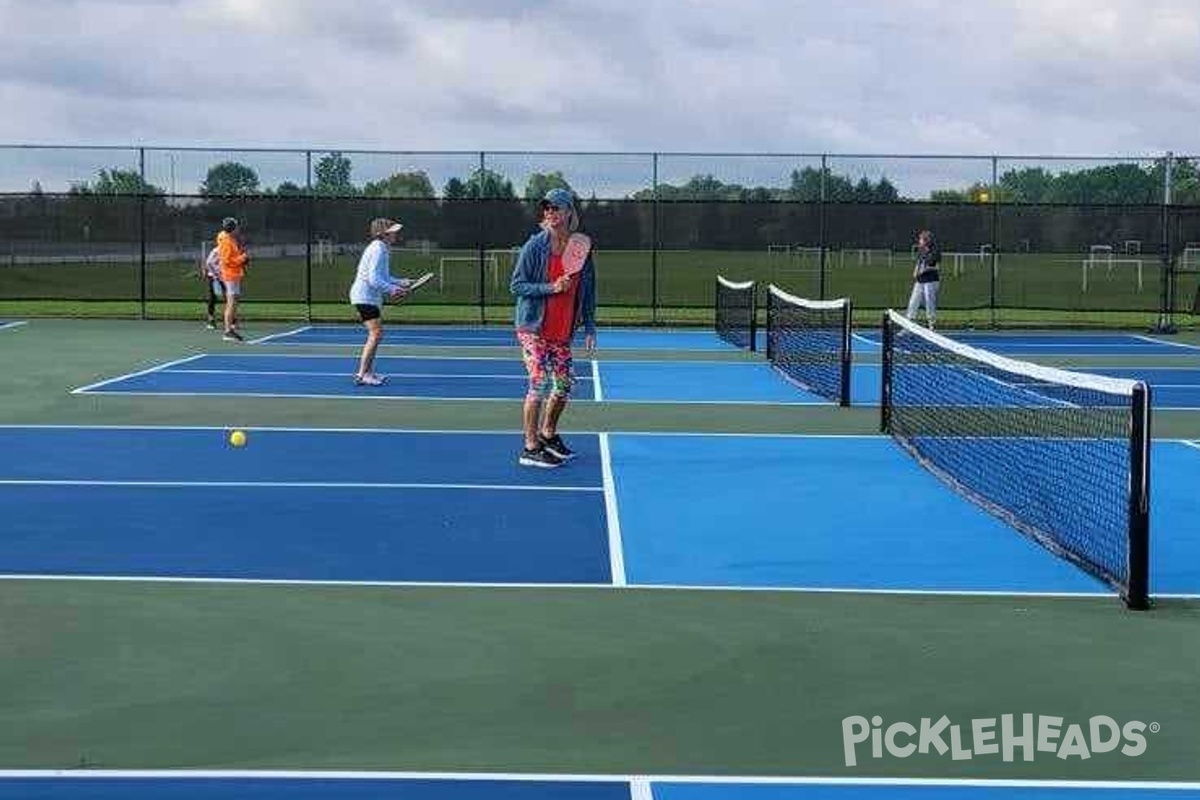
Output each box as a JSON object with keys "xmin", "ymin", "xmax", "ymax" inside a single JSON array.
[{"xmin": 517, "ymin": 330, "xmax": 574, "ymax": 400}]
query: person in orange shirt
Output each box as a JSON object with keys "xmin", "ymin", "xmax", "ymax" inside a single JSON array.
[{"xmin": 216, "ymin": 217, "xmax": 250, "ymax": 342}]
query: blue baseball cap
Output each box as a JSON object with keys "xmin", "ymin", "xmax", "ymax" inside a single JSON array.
[{"xmin": 540, "ymin": 188, "xmax": 575, "ymax": 210}]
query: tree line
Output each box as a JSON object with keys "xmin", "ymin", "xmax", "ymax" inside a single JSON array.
[{"xmin": 40, "ymin": 152, "xmax": 1200, "ymax": 205}]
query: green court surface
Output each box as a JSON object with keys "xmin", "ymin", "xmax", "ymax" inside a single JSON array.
[{"xmin": 2, "ymin": 319, "xmax": 1200, "ymax": 780}]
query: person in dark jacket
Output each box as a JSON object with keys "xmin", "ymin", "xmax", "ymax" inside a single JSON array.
[{"xmin": 906, "ymin": 229, "xmax": 941, "ymax": 329}]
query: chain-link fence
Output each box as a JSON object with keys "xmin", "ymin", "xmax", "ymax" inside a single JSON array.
[{"xmin": 1, "ymin": 146, "xmax": 1197, "ymax": 327}]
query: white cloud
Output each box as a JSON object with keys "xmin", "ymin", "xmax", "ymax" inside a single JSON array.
[{"xmin": 0, "ymin": 0, "xmax": 1196, "ymax": 164}]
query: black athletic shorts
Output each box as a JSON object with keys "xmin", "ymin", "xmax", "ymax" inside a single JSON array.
[{"xmin": 355, "ymin": 304, "xmax": 381, "ymax": 322}]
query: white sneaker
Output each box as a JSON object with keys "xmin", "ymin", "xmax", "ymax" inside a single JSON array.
[{"xmin": 354, "ymin": 373, "xmax": 385, "ymax": 386}]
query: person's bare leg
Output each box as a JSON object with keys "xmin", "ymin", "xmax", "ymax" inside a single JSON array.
[
  {"xmin": 357, "ymin": 319, "xmax": 383, "ymax": 377},
  {"xmin": 523, "ymin": 396, "xmax": 542, "ymax": 450},
  {"xmin": 540, "ymin": 394, "xmax": 568, "ymax": 439},
  {"xmin": 224, "ymin": 293, "xmax": 237, "ymax": 331}
]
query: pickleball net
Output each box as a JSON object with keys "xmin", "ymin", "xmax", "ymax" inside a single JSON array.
[
  {"xmin": 880, "ymin": 310, "xmax": 1151, "ymax": 609},
  {"xmin": 765, "ymin": 284, "xmax": 852, "ymax": 407},
  {"xmin": 715, "ymin": 276, "xmax": 756, "ymax": 351}
]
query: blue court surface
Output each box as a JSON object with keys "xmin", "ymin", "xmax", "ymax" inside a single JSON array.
[
  {"xmin": 73, "ymin": 353, "xmax": 1200, "ymax": 409},
  {"xmin": 611, "ymin": 434, "xmax": 1200, "ymax": 596},
  {"xmin": 255, "ymin": 324, "xmax": 739, "ymax": 351},
  {"xmin": 3, "ymin": 427, "xmax": 1198, "ymax": 596},
  {"xmin": 1, "ymin": 774, "xmax": 1198, "ymax": 800},
  {"xmin": 0, "ymin": 427, "xmax": 612, "ymax": 584},
  {"xmin": 1084, "ymin": 367, "xmax": 1200, "ymax": 409},
  {"xmin": 72, "ymin": 354, "xmax": 839, "ymax": 404},
  {"xmin": 854, "ymin": 330, "xmax": 1200, "ymax": 357},
  {"xmin": 202, "ymin": 324, "xmax": 1200, "ymax": 364}
]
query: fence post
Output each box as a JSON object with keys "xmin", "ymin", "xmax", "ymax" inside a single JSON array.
[
  {"xmin": 138, "ymin": 147, "xmax": 147, "ymax": 320},
  {"xmin": 819, "ymin": 154, "xmax": 828, "ymax": 301},
  {"xmin": 651, "ymin": 152, "xmax": 659, "ymax": 325},
  {"xmin": 989, "ymin": 155, "xmax": 999, "ymax": 329},
  {"xmin": 305, "ymin": 150, "xmax": 313, "ymax": 323},
  {"xmin": 478, "ymin": 151, "xmax": 486, "ymax": 325},
  {"xmin": 1152, "ymin": 152, "xmax": 1177, "ymax": 333}
]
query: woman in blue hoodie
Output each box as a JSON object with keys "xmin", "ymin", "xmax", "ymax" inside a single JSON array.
[{"xmin": 509, "ymin": 188, "xmax": 597, "ymax": 468}]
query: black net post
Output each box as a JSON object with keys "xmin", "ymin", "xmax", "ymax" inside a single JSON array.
[
  {"xmin": 1126, "ymin": 383, "xmax": 1151, "ymax": 610},
  {"xmin": 749, "ymin": 284, "xmax": 758, "ymax": 353},
  {"xmin": 838, "ymin": 299, "xmax": 852, "ymax": 406},
  {"xmin": 765, "ymin": 290, "xmax": 776, "ymax": 361}
]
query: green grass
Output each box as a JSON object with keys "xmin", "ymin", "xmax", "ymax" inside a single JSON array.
[{"xmin": 3, "ymin": 248, "xmax": 1194, "ymax": 329}]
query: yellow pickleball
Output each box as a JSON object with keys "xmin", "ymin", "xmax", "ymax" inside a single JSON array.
[{"xmin": 229, "ymin": 429, "xmax": 247, "ymax": 447}]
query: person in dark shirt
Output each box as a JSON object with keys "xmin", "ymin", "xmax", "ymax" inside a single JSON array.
[{"xmin": 906, "ymin": 229, "xmax": 941, "ymax": 329}]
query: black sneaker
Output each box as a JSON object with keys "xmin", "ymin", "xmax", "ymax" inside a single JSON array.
[
  {"xmin": 519, "ymin": 445, "xmax": 563, "ymax": 469},
  {"xmin": 222, "ymin": 329, "xmax": 244, "ymax": 342},
  {"xmin": 539, "ymin": 433, "xmax": 576, "ymax": 461}
]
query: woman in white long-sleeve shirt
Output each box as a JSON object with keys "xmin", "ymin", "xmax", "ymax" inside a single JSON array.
[{"xmin": 349, "ymin": 218, "xmax": 410, "ymax": 386}]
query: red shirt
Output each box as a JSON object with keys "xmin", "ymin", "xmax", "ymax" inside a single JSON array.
[{"xmin": 542, "ymin": 252, "xmax": 578, "ymax": 342}]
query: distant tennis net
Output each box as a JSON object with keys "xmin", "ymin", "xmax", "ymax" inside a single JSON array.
[
  {"xmin": 715, "ymin": 276, "xmax": 756, "ymax": 351},
  {"xmin": 880, "ymin": 310, "xmax": 1151, "ymax": 609},
  {"xmin": 765, "ymin": 284, "xmax": 852, "ymax": 406}
]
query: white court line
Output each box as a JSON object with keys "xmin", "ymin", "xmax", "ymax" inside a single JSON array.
[
  {"xmin": 1181, "ymin": 440, "xmax": 1200, "ymax": 453},
  {"xmin": 247, "ymin": 325, "xmax": 311, "ymax": 345},
  {"xmin": 260, "ymin": 338, "xmax": 515, "ymax": 347},
  {"xmin": 599, "ymin": 432, "xmax": 626, "ymax": 586},
  {"xmin": 6, "ymin": 573, "xmax": 1196, "ymax": 600},
  {"xmin": 298, "ymin": 325, "xmax": 725, "ymax": 336},
  {"xmin": 0, "ymin": 479, "xmax": 601, "ymax": 492},
  {"xmin": 259, "ymin": 337, "xmax": 731, "ymax": 353},
  {"xmin": 163, "ymin": 368, "xmax": 590, "ymax": 381},
  {"xmin": 630, "ymin": 778, "xmax": 653, "ymax": 800},
  {"xmin": 196, "ymin": 351, "xmax": 520, "ymax": 362},
  {"xmin": 1, "ymin": 770, "xmax": 1199, "ymax": 791},
  {"xmin": 67, "ymin": 388, "xmax": 827, "ymax": 405},
  {"xmin": 591, "ymin": 359, "xmax": 603, "ymax": 401},
  {"xmin": 1132, "ymin": 334, "xmax": 1200, "ymax": 352},
  {"xmin": 287, "ymin": 334, "xmax": 512, "ymax": 343},
  {"xmin": 0, "ymin": 575, "xmax": 614, "ymax": 589},
  {"xmin": 71, "ymin": 353, "xmax": 207, "ymax": 394},
  {"xmin": 851, "ymin": 332, "xmax": 879, "ymax": 347},
  {"xmin": 861, "ymin": 335, "xmax": 1185, "ymax": 352}
]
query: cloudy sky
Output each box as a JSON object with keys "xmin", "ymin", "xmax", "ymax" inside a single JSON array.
[{"xmin": 0, "ymin": 0, "xmax": 1197, "ymax": 192}]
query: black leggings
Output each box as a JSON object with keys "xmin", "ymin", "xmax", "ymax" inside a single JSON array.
[{"xmin": 206, "ymin": 279, "xmax": 225, "ymax": 317}]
